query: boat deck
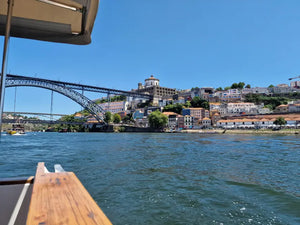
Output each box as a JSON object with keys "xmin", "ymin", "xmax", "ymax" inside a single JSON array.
[
  {"xmin": 0, "ymin": 163, "xmax": 112, "ymax": 225},
  {"xmin": 26, "ymin": 162, "xmax": 112, "ymax": 225},
  {"xmin": 0, "ymin": 176, "xmax": 33, "ymax": 225}
]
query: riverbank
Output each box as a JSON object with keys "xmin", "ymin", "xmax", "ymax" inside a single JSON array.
[{"xmin": 180, "ymin": 129, "xmax": 300, "ymax": 134}]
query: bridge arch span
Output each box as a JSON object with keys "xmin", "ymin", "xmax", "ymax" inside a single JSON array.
[{"xmin": 6, "ymin": 77, "xmax": 106, "ymax": 124}]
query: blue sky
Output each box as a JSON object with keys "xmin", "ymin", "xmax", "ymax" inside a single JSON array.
[{"xmin": 2, "ymin": 0, "xmax": 300, "ymax": 114}]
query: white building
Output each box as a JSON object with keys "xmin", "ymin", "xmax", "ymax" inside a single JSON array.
[
  {"xmin": 209, "ymin": 102, "xmax": 227, "ymax": 116},
  {"xmin": 99, "ymin": 101, "xmax": 129, "ymax": 114},
  {"xmin": 291, "ymin": 81, "xmax": 300, "ymax": 89},
  {"xmin": 163, "ymin": 112, "xmax": 179, "ymax": 130},
  {"xmin": 217, "ymin": 116, "xmax": 300, "ymax": 129},
  {"xmin": 178, "ymin": 115, "xmax": 194, "ymax": 129},
  {"xmin": 242, "ymin": 87, "xmax": 270, "ymax": 95},
  {"xmin": 217, "ymin": 118, "xmax": 274, "ymax": 129},
  {"xmin": 201, "ymin": 117, "xmax": 212, "ymax": 128},
  {"xmin": 258, "ymin": 107, "xmax": 271, "ymax": 114},
  {"xmin": 289, "ymin": 104, "xmax": 300, "ymax": 113},
  {"xmin": 214, "ymin": 89, "xmax": 242, "ymax": 102},
  {"xmin": 226, "ymin": 102, "xmax": 257, "ymax": 115}
]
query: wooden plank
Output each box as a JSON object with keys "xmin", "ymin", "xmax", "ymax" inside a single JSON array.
[{"xmin": 26, "ymin": 162, "xmax": 112, "ymax": 225}]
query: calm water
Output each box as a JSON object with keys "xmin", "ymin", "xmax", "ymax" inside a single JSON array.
[{"xmin": 0, "ymin": 133, "xmax": 299, "ymax": 225}]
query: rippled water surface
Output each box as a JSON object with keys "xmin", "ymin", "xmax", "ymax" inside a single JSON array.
[{"xmin": 0, "ymin": 133, "xmax": 299, "ymax": 225}]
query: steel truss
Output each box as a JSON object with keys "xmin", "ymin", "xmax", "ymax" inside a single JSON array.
[
  {"xmin": 7, "ymin": 74, "xmax": 152, "ymax": 99},
  {"xmin": 6, "ymin": 77, "xmax": 107, "ymax": 124}
]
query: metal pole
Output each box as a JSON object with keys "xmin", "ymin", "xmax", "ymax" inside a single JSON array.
[
  {"xmin": 107, "ymin": 92, "xmax": 110, "ymax": 112},
  {"xmin": 50, "ymin": 90, "xmax": 53, "ymax": 121},
  {"xmin": 81, "ymin": 88, "xmax": 84, "ymax": 111},
  {"xmin": 0, "ymin": 0, "xmax": 14, "ymax": 135},
  {"xmin": 13, "ymin": 86, "xmax": 17, "ymax": 120}
]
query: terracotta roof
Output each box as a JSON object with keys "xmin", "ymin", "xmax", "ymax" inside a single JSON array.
[
  {"xmin": 163, "ymin": 112, "xmax": 179, "ymax": 116},
  {"xmin": 186, "ymin": 107, "xmax": 204, "ymax": 110},
  {"xmin": 228, "ymin": 102, "xmax": 254, "ymax": 105}
]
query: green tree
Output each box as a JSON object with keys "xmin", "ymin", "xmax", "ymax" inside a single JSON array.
[
  {"xmin": 268, "ymin": 84, "xmax": 274, "ymax": 88},
  {"xmin": 224, "ymin": 86, "xmax": 231, "ymax": 91},
  {"xmin": 273, "ymin": 117, "xmax": 287, "ymax": 127},
  {"xmin": 216, "ymin": 87, "xmax": 223, "ymax": 91},
  {"xmin": 190, "ymin": 97, "xmax": 209, "ymax": 110},
  {"xmin": 163, "ymin": 103, "xmax": 183, "ymax": 114},
  {"xmin": 122, "ymin": 113, "xmax": 134, "ymax": 123},
  {"xmin": 245, "ymin": 94, "xmax": 289, "ymax": 110},
  {"xmin": 231, "ymin": 83, "xmax": 238, "ymax": 89},
  {"xmin": 191, "ymin": 87, "xmax": 200, "ymax": 91},
  {"xmin": 237, "ymin": 82, "xmax": 245, "ymax": 89},
  {"xmin": 184, "ymin": 101, "xmax": 191, "ymax": 108},
  {"xmin": 113, "ymin": 113, "xmax": 121, "ymax": 123},
  {"xmin": 245, "ymin": 84, "xmax": 251, "ymax": 88},
  {"xmin": 191, "ymin": 96, "xmax": 201, "ymax": 107},
  {"xmin": 95, "ymin": 95, "xmax": 126, "ymax": 104},
  {"xmin": 104, "ymin": 111, "xmax": 112, "ymax": 123},
  {"xmin": 148, "ymin": 110, "xmax": 168, "ymax": 129},
  {"xmin": 54, "ymin": 114, "xmax": 85, "ymax": 132},
  {"xmin": 264, "ymin": 104, "xmax": 273, "ymax": 111},
  {"xmin": 230, "ymin": 82, "xmax": 245, "ymax": 89}
]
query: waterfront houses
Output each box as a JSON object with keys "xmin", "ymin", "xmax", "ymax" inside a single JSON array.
[
  {"xmin": 217, "ymin": 114, "xmax": 300, "ymax": 129},
  {"xmin": 226, "ymin": 102, "xmax": 258, "ymax": 115},
  {"xmin": 289, "ymin": 104, "xmax": 300, "ymax": 113},
  {"xmin": 163, "ymin": 112, "xmax": 180, "ymax": 130},
  {"xmin": 78, "ymin": 74, "xmax": 300, "ymax": 131},
  {"xmin": 182, "ymin": 108, "xmax": 209, "ymax": 120},
  {"xmin": 178, "ymin": 115, "xmax": 194, "ymax": 129},
  {"xmin": 200, "ymin": 117, "xmax": 212, "ymax": 128},
  {"xmin": 275, "ymin": 105, "xmax": 289, "ymax": 113},
  {"xmin": 275, "ymin": 103, "xmax": 300, "ymax": 113}
]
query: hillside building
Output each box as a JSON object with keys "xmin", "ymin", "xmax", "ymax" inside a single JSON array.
[
  {"xmin": 98, "ymin": 101, "xmax": 129, "ymax": 114},
  {"xmin": 135, "ymin": 75, "xmax": 177, "ymax": 105},
  {"xmin": 182, "ymin": 108, "xmax": 209, "ymax": 120}
]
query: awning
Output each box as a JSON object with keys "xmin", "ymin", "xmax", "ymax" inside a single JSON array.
[{"xmin": 0, "ymin": 0, "xmax": 99, "ymax": 45}]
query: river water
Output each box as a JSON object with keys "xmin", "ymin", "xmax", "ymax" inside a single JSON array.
[{"xmin": 0, "ymin": 133, "xmax": 299, "ymax": 225}]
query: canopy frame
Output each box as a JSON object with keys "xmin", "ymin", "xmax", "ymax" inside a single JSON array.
[{"xmin": 0, "ymin": 0, "xmax": 14, "ymax": 136}]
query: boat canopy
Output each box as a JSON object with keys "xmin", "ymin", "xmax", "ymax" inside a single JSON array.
[{"xmin": 0, "ymin": 0, "xmax": 99, "ymax": 45}]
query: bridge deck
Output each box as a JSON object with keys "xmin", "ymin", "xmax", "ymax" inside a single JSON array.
[{"xmin": 26, "ymin": 163, "xmax": 112, "ymax": 225}]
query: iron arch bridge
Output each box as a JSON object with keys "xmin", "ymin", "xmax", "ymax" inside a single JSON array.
[
  {"xmin": 7, "ymin": 74, "xmax": 153, "ymax": 99},
  {"xmin": 6, "ymin": 76, "xmax": 107, "ymax": 124}
]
